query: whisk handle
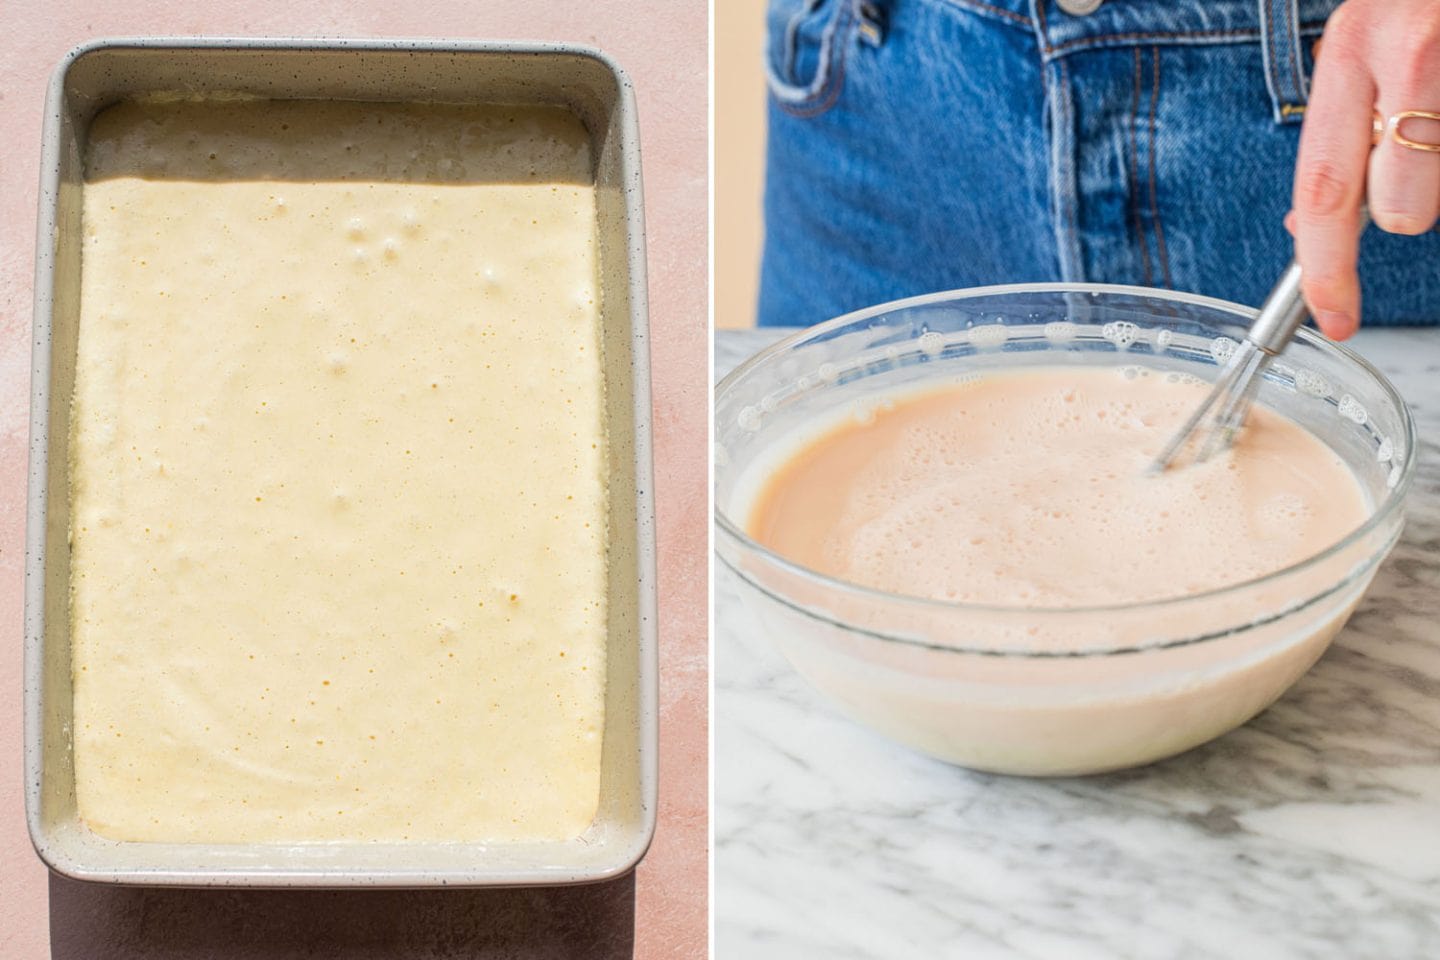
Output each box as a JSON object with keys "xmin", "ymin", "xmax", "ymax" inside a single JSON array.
[{"xmin": 1247, "ymin": 259, "xmax": 1308, "ymax": 356}]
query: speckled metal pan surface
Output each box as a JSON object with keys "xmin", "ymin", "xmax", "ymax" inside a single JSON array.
[{"xmin": 24, "ymin": 37, "xmax": 657, "ymax": 887}]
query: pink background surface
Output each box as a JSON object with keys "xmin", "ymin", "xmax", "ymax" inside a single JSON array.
[{"xmin": 0, "ymin": 2, "xmax": 708, "ymax": 957}]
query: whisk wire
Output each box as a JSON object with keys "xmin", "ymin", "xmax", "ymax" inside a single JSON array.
[
  {"xmin": 1150, "ymin": 257, "xmax": 1312, "ymax": 474},
  {"xmin": 1192, "ymin": 343, "xmax": 1268, "ymax": 465},
  {"xmin": 1149, "ymin": 340, "xmax": 1259, "ymax": 472}
]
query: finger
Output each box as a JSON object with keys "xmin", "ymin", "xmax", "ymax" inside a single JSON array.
[
  {"xmin": 1284, "ymin": 209, "xmax": 1297, "ymax": 236},
  {"xmin": 1370, "ymin": 23, "xmax": 1440, "ymax": 235},
  {"xmin": 1293, "ymin": 7, "xmax": 1375, "ymax": 338}
]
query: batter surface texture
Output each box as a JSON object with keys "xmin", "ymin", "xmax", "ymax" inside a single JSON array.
[{"xmin": 70, "ymin": 100, "xmax": 608, "ymax": 843}]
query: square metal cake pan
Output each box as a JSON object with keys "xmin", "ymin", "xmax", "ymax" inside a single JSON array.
[{"xmin": 25, "ymin": 37, "xmax": 657, "ymax": 887}]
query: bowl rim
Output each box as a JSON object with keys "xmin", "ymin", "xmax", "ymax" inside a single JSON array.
[{"xmin": 714, "ymin": 282, "xmax": 1417, "ymax": 630}]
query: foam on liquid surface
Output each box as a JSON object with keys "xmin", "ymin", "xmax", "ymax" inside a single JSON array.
[{"xmin": 749, "ymin": 367, "xmax": 1369, "ymax": 609}]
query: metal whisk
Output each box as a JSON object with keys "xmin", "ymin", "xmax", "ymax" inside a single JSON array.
[
  {"xmin": 1152, "ymin": 208, "xmax": 1373, "ymax": 472},
  {"xmin": 1149, "ymin": 260, "xmax": 1309, "ymax": 473}
]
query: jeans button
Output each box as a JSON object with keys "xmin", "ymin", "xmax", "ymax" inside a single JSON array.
[{"xmin": 1056, "ymin": 0, "xmax": 1104, "ymax": 14}]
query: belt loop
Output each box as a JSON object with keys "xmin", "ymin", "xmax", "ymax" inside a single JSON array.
[
  {"xmin": 856, "ymin": 0, "xmax": 887, "ymax": 47},
  {"xmin": 1259, "ymin": 0, "xmax": 1309, "ymax": 124}
]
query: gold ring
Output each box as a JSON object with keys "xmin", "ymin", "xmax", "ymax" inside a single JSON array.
[
  {"xmin": 1373, "ymin": 109, "xmax": 1385, "ymax": 145},
  {"xmin": 1388, "ymin": 110, "xmax": 1440, "ymax": 153}
]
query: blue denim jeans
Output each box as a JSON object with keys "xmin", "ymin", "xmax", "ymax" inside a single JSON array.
[{"xmin": 758, "ymin": 0, "xmax": 1440, "ymax": 327}]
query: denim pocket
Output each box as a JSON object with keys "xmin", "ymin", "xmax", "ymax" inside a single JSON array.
[{"xmin": 765, "ymin": 0, "xmax": 854, "ymax": 116}]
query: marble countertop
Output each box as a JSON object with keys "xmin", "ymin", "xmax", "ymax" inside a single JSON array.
[{"xmin": 715, "ymin": 328, "xmax": 1440, "ymax": 959}]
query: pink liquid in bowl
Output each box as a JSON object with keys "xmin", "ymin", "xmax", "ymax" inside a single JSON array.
[{"xmin": 742, "ymin": 366, "xmax": 1375, "ymax": 774}]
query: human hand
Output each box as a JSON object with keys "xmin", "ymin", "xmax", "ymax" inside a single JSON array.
[{"xmin": 1289, "ymin": 0, "xmax": 1440, "ymax": 340}]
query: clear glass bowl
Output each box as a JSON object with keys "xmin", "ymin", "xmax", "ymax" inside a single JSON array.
[{"xmin": 715, "ymin": 284, "xmax": 1416, "ymax": 775}]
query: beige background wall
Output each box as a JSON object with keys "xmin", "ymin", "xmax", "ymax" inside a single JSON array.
[{"xmin": 716, "ymin": 0, "xmax": 767, "ymax": 328}]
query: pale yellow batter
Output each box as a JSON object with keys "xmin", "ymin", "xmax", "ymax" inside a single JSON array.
[{"xmin": 70, "ymin": 100, "xmax": 609, "ymax": 843}]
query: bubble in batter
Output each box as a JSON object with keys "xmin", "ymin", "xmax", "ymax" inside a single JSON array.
[
  {"xmin": 918, "ymin": 331, "xmax": 946, "ymax": 357},
  {"xmin": 969, "ymin": 323, "xmax": 1009, "ymax": 349},
  {"xmin": 1102, "ymin": 321, "xmax": 1139, "ymax": 350}
]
